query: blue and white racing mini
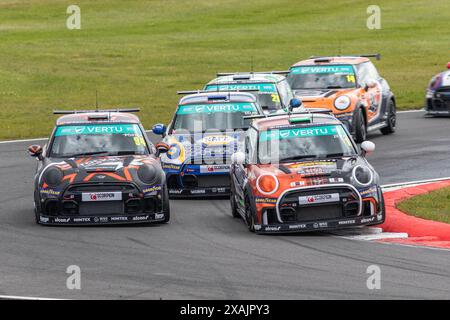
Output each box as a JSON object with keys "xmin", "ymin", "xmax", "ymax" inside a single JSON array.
[
  {"xmin": 425, "ymin": 62, "xmax": 450, "ymax": 115},
  {"xmin": 152, "ymin": 92, "xmax": 265, "ymax": 197}
]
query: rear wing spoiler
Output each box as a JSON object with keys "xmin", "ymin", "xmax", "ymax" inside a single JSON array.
[
  {"xmin": 216, "ymin": 71, "xmax": 290, "ymax": 77},
  {"xmin": 309, "ymin": 53, "xmax": 381, "ymax": 61},
  {"xmin": 53, "ymin": 108, "xmax": 140, "ymax": 114}
]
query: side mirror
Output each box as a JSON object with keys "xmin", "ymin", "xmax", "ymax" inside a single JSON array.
[
  {"xmin": 364, "ymin": 79, "xmax": 377, "ymax": 91},
  {"xmin": 360, "ymin": 141, "xmax": 375, "ymax": 156},
  {"xmin": 28, "ymin": 145, "xmax": 43, "ymax": 160},
  {"xmin": 155, "ymin": 142, "xmax": 170, "ymax": 156},
  {"xmin": 289, "ymin": 98, "xmax": 302, "ymax": 111},
  {"xmin": 231, "ymin": 151, "xmax": 245, "ymax": 165},
  {"xmin": 152, "ymin": 124, "xmax": 166, "ymax": 136},
  {"xmin": 447, "ymin": 62, "xmax": 450, "ymax": 69}
]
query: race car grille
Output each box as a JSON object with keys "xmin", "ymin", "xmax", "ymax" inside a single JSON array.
[
  {"xmin": 278, "ymin": 186, "xmax": 360, "ymax": 223},
  {"xmin": 67, "ymin": 184, "xmax": 136, "ymax": 193},
  {"xmin": 197, "ymin": 175, "xmax": 230, "ymax": 188},
  {"xmin": 79, "ymin": 201, "xmax": 124, "ymax": 215},
  {"xmin": 181, "ymin": 174, "xmax": 230, "ymax": 188},
  {"xmin": 428, "ymin": 87, "xmax": 450, "ymax": 111}
]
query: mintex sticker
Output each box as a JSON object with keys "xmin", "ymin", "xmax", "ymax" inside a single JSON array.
[{"xmin": 200, "ymin": 165, "xmax": 230, "ymax": 173}]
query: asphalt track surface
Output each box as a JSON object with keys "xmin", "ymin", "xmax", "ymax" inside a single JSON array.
[{"xmin": 0, "ymin": 110, "xmax": 449, "ymax": 299}]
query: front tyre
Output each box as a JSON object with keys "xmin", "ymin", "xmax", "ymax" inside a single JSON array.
[
  {"xmin": 244, "ymin": 194, "xmax": 256, "ymax": 232},
  {"xmin": 160, "ymin": 184, "xmax": 170, "ymax": 223},
  {"xmin": 230, "ymin": 179, "xmax": 240, "ymax": 218},
  {"xmin": 380, "ymin": 100, "xmax": 396, "ymax": 135},
  {"xmin": 354, "ymin": 107, "xmax": 367, "ymax": 143}
]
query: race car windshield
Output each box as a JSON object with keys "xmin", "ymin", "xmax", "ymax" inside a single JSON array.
[
  {"xmin": 204, "ymin": 83, "xmax": 282, "ymax": 110},
  {"xmin": 172, "ymin": 102, "xmax": 259, "ymax": 132},
  {"xmin": 258, "ymin": 124, "xmax": 356, "ymax": 163},
  {"xmin": 287, "ymin": 65, "xmax": 356, "ymax": 90},
  {"xmin": 49, "ymin": 123, "xmax": 149, "ymax": 158}
]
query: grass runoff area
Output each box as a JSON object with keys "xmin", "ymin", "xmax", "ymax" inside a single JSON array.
[
  {"xmin": 0, "ymin": 0, "xmax": 449, "ymax": 140},
  {"xmin": 398, "ymin": 187, "xmax": 450, "ymax": 224}
]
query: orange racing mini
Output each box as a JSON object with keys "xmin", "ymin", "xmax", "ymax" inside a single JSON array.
[
  {"xmin": 229, "ymin": 112, "xmax": 385, "ymax": 233},
  {"xmin": 286, "ymin": 54, "xmax": 396, "ymax": 142}
]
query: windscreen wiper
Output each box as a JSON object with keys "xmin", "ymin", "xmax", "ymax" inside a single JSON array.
[
  {"xmin": 66, "ymin": 151, "xmax": 109, "ymax": 158},
  {"xmin": 280, "ymin": 155, "xmax": 317, "ymax": 162}
]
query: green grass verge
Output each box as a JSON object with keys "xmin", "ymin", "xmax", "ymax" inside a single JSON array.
[
  {"xmin": 397, "ymin": 187, "xmax": 450, "ymax": 224},
  {"xmin": 0, "ymin": 0, "xmax": 449, "ymax": 140}
]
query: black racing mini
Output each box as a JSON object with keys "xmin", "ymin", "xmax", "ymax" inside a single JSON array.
[{"xmin": 28, "ymin": 109, "xmax": 171, "ymax": 226}]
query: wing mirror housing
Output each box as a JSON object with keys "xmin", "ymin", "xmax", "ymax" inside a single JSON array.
[
  {"xmin": 152, "ymin": 123, "xmax": 166, "ymax": 136},
  {"xmin": 155, "ymin": 142, "xmax": 170, "ymax": 156},
  {"xmin": 231, "ymin": 151, "xmax": 245, "ymax": 165},
  {"xmin": 364, "ymin": 79, "xmax": 377, "ymax": 91},
  {"xmin": 360, "ymin": 141, "xmax": 375, "ymax": 156},
  {"xmin": 288, "ymin": 98, "xmax": 302, "ymax": 112},
  {"xmin": 28, "ymin": 145, "xmax": 43, "ymax": 160}
]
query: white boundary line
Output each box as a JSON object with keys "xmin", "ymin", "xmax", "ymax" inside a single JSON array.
[
  {"xmin": 382, "ymin": 177, "xmax": 450, "ymax": 189},
  {"xmin": 397, "ymin": 109, "xmax": 424, "ymax": 114},
  {"xmin": 0, "ymin": 294, "xmax": 59, "ymax": 300}
]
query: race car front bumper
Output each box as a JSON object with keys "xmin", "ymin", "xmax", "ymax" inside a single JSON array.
[
  {"xmin": 164, "ymin": 163, "xmax": 232, "ymax": 198},
  {"xmin": 38, "ymin": 211, "xmax": 166, "ymax": 225},
  {"xmin": 254, "ymin": 213, "xmax": 384, "ymax": 234},
  {"xmin": 254, "ymin": 184, "xmax": 385, "ymax": 234},
  {"xmin": 425, "ymin": 90, "xmax": 450, "ymax": 115}
]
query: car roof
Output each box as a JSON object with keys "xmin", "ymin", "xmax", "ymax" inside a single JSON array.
[
  {"xmin": 252, "ymin": 113, "xmax": 341, "ymax": 131},
  {"xmin": 56, "ymin": 112, "xmax": 141, "ymax": 126},
  {"xmin": 178, "ymin": 91, "xmax": 258, "ymax": 105},
  {"xmin": 206, "ymin": 73, "xmax": 286, "ymax": 86},
  {"xmin": 291, "ymin": 56, "xmax": 370, "ymax": 67}
]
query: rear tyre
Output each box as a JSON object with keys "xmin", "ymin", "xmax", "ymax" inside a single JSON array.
[
  {"xmin": 354, "ymin": 108, "xmax": 367, "ymax": 143},
  {"xmin": 34, "ymin": 205, "xmax": 41, "ymax": 225},
  {"xmin": 380, "ymin": 100, "xmax": 396, "ymax": 135}
]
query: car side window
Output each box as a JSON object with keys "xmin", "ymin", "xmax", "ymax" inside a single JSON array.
[
  {"xmin": 245, "ymin": 127, "xmax": 258, "ymax": 164},
  {"xmin": 277, "ymin": 80, "xmax": 294, "ymax": 107},
  {"xmin": 356, "ymin": 62, "xmax": 380, "ymax": 86}
]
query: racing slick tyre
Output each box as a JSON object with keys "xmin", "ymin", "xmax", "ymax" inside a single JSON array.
[
  {"xmin": 230, "ymin": 179, "xmax": 240, "ymax": 218},
  {"xmin": 354, "ymin": 107, "xmax": 367, "ymax": 143},
  {"xmin": 34, "ymin": 205, "xmax": 40, "ymax": 225},
  {"xmin": 244, "ymin": 194, "xmax": 256, "ymax": 232},
  {"xmin": 380, "ymin": 100, "xmax": 397, "ymax": 135}
]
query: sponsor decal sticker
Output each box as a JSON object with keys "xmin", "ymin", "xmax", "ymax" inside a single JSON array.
[
  {"xmin": 169, "ymin": 189, "xmax": 183, "ymax": 194},
  {"xmin": 338, "ymin": 219, "xmax": 356, "ymax": 225},
  {"xmin": 155, "ymin": 213, "xmax": 164, "ymax": 219},
  {"xmin": 260, "ymin": 125, "xmax": 339, "ymax": 142},
  {"xmin": 190, "ymin": 189, "xmax": 206, "ymax": 194},
  {"xmin": 200, "ymin": 164, "xmax": 231, "ymax": 173},
  {"xmin": 73, "ymin": 217, "xmax": 91, "ymax": 223},
  {"xmin": 54, "ymin": 217, "xmax": 71, "ymax": 223},
  {"xmin": 55, "ymin": 124, "xmax": 142, "ymax": 137},
  {"xmin": 299, "ymin": 193, "xmax": 339, "ymax": 205},
  {"xmin": 132, "ymin": 215, "xmax": 150, "ymax": 221},
  {"xmin": 205, "ymin": 83, "xmax": 277, "ymax": 93},
  {"xmin": 290, "ymin": 65, "xmax": 355, "ymax": 75},
  {"xmin": 82, "ymin": 192, "xmax": 122, "ymax": 202},
  {"xmin": 143, "ymin": 185, "xmax": 162, "ymax": 194},
  {"xmin": 177, "ymin": 103, "xmax": 257, "ymax": 115}
]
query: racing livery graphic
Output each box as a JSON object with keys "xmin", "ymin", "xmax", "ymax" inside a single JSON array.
[
  {"xmin": 28, "ymin": 109, "xmax": 171, "ymax": 225},
  {"xmin": 286, "ymin": 54, "xmax": 396, "ymax": 142},
  {"xmin": 204, "ymin": 72, "xmax": 304, "ymax": 113},
  {"xmin": 152, "ymin": 92, "xmax": 265, "ymax": 197},
  {"xmin": 229, "ymin": 111, "xmax": 385, "ymax": 233},
  {"xmin": 425, "ymin": 62, "xmax": 450, "ymax": 115}
]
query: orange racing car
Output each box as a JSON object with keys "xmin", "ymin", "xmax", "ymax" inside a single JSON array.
[
  {"xmin": 286, "ymin": 54, "xmax": 396, "ymax": 142},
  {"xmin": 229, "ymin": 111, "xmax": 385, "ymax": 233}
]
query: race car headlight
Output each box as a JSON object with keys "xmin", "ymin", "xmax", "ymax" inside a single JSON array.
[
  {"xmin": 43, "ymin": 167, "xmax": 64, "ymax": 188},
  {"xmin": 138, "ymin": 164, "xmax": 159, "ymax": 185},
  {"xmin": 256, "ymin": 174, "xmax": 279, "ymax": 195},
  {"xmin": 352, "ymin": 165, "xmax": 373, "ymax": 187},
  {"xmin": 426, "ymin": 90, "xmax": 434, "ymax": 99},
  {"xmin": 334, "ymin": 95, "xmax": 351, "ymax": 110}
]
